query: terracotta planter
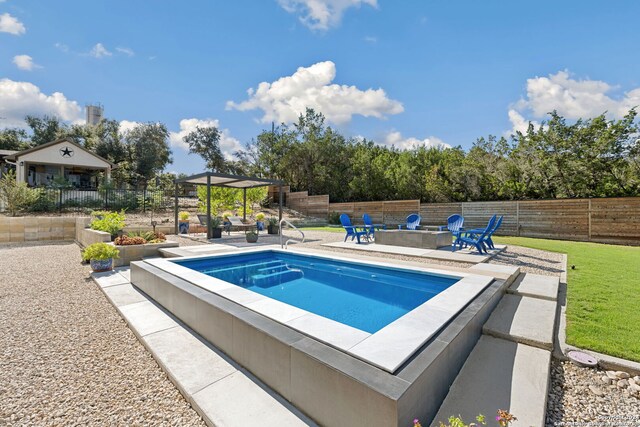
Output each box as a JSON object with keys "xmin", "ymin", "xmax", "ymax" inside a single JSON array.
[{"xmin": 90, "ymin": 258, "xmax": 113, "ymax": 272}]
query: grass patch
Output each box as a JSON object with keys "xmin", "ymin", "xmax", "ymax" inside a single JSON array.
[
  {"xmin": 494, "ymin": 236, "xmax": 640, "ymax": 362},
  {"xmin": 299, "ymin": 226, "xmax": 344, "ymax": 233}
]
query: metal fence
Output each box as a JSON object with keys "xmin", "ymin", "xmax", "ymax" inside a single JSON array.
[{"xmin": 5, "ymin": 188, "xmax": 198, "ymax": 214}]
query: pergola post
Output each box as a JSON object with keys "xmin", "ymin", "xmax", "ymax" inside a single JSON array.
[
  {"xmin": 174, "ymin": 181, "xmax": 179, "ymax": 235},
  {"xmin": 243, "ymin": 188, "xmax": 247, "ymax": 221},
  {"xmin": 278, "ymin": 184, "xmax": 283, "ymax": 221},
  {"xmin": 206, "ymin": 175, "xmax": 211, "ymax": 239}
]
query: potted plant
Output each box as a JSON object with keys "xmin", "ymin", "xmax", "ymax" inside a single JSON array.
[
  {"xmin": 267, "ymin": 217, "xmax": 279, "ymax": 235},
  {"xmin": 245, "ymin": 229, "xmax": 259, "ymax": 243},
  {"xmin": 255, "ymin": 212, "xmax": 266, "ymax": 231},
  {"xmin": 90, "ymin": 210, "xmax": 126, "ymax": 240},
  {"xmin": 82, "ymin": 242, "xmax": 120, "ymax": 272},
  {"xmin": 178, "ymin": 211, "xmax": 190, "ymax": 234},
  {"xmin": 210, "ymin": 216, "xmax": 223, "ymax": 239}
]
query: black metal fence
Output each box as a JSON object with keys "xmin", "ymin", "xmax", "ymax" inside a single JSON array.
[{"xmin": 22, "ymin": 188, "xmax": 198, "ymax": 213}]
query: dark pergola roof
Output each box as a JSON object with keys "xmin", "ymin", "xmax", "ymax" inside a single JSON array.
[
  {"xmin": 174, "ymin": 171, "xmax": 284, "ymax": 238},
  {"xmin": 175, "ymin": 172, "xmax": 284, "ymax": 189}
]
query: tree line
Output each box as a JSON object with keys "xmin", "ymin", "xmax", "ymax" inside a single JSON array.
[{"xmin": 1, "ymin": 107, "xmax": 638, "ymax": 202}]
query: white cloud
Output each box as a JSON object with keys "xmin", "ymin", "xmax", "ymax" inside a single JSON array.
[
  {"xmin": 0, "ymin": 79, "xmax": 82, "ymax": 128},
  {"xmin": 0, "ymin": 12, "xmax": 25, "ymax": 35},
  {"xmin": 382, "ymin": 131, "xmax": 450, "ymax": 150},
  {"xmin": 277, "ymin": 0, "xmax": 377, "ymax": 30},
  {"xmin": 515, "ymin": 70, "xmax": 640, "ymax": 120},
  {"xmin": 169, "ymin": 118, "xmax": 241, "ymax": 160},
  {"xmin": 507, "ymin": 109, "xmax": 541, "ymax": 135},
  {"xmin": 90, "ymin": 43, "xmax": 112, "ymax": 58},
  {"xmin": 118, "ymin": 120, "xmax": 139, "ymax": 133},
  {"xmin": 12, "ymin": 55, "xmax": 40, "ymax": 71},
  {"xmin": 227, "ymin": 61, "xmax": 403, "ymax": 125},
  {"xmin": 116, "ymin": 46, "xmax": 135, "ymax": 57}
]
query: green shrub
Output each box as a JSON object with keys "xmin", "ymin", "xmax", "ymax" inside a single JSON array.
[
  {"xmin": 90, "ymin": 210, "xmax": 126, "ymax": 235},
  {"xmin": 81, "ymin": 242, "xmax": 120, "ymax": 261},
  {"xmin": 255, "ymin": 212, "xmax": 265, "ymax": 221},
  {"xmin": 178, "ymin": 211, "xmax": 190, "ymax": 221},
  {"xmin": 0, "ymin": 170, "xmax": 38, "ymax": 216},
  {"xmin": 328, "ymin": 211, "xmax": 341, "ymax": 225},
  {"xmin": 28, "ymin": 189, "xmax": 57, "ymax": 212}
]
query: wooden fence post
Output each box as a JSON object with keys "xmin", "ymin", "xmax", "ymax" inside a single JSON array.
[
  {"xmin": 516, "ymin": 201, "xmax": 520, "ymax": 237},
  {"xmin": 588, "ymin": 198, "xmax": 592, "ymax": 241}
]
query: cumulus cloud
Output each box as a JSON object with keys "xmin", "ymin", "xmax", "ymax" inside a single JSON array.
[
  {"xmin": 514, "ymin": 70, "xmax": 640, "ymax": 120},
  {"xmin": 118, "ymin": 120, "xmax": 140, "ymax": 133},
  {"xmin": 90, "ymin": 43, "xmax": 112, "ymax": 58},
  {"xmin": 0, "ymin": 79, "xmax": 82, "ymax": 128},
  {"xmin": 0, "ymin": 12, "xmax": 25, "ymax": 35},
  {"xmin": 382, "ymin": 131, "xmax": 450, "ymax": 150},
  {"xmin": 227, "ymin": 61, "xmax": 403, "ymax": 125},
  {"xmin": 12, "ymin": 55, "xmax": 40, "ymax": 71},
  {"xmin": 507, "ymin": 109, "xmax": 541, "ymax": 135},
  {"xmin": 116, "ymin": 46, "xmax": 135, "ymax": 57},
  {"xmin": 278, "ymin": 0, "xmax": 377, "ymax": 30},
  {"xmin": 169, "ymin": 118, "xmax": 242, "ymax": 160}
]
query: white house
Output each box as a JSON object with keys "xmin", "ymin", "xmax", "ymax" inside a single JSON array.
[{"xmin": 3, "ymin": 138, "xmax": 114, "ymax": 189}]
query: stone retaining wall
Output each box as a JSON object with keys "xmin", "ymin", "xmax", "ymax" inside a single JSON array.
[
  {"xmin": 114, "ymin": 241, "xmax": 179, "ymax": 267},
  {"xmin": 0, "ymin": 216, "xmax": 77, "ymax": 243}
]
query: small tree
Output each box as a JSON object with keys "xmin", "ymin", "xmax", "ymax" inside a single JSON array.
[{"xmin": 0, "ymin": 170, "xmax": 38, "ymax": 216}]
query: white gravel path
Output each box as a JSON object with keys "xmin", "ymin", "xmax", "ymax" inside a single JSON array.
[{"xmin": 0, "ymin": 242, "xmax": 205, "ymax": 426}]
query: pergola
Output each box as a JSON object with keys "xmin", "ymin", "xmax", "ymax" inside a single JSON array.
[{"xmin": 174, "ymin": 172, "xmax": 285, "ymax": 238}]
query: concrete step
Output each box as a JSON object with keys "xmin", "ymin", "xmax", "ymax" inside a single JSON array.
[
  {"xmin": 508, "ymin": 273, "xmax": 559, "ymax": 301},
  {"xmin": 432, "ymin": 335, "xmax": 551, "ymax": 427},
  {"xmin": 483, "ymin": 294, "xmax": 556, "ymax": 350}
]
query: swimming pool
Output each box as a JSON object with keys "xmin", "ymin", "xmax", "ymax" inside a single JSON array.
[{"xmin": 174, "ymin": 252, "xmax": 458, "ymax": 333}]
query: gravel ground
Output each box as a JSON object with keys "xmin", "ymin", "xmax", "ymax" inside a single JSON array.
[
  {"xmin": 0, "ymin": 242, "xmax": 205, "ymax": 426},
  {"xmin": 547, "ymin": 361, "xmax": 640, "ymax": 426}
]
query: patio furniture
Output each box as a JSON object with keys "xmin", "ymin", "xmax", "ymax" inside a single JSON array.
[
  {"xmin": 484, "ymin": 215, "xmax": 503, "ymax": 249},
  {"xmin": 458, "ymin": 215, "xmax": 497, "ymax": 254},
  {"xmin": 398, "ymin": 213, "xmax": 421, "ymax": 230},
  {"xmin": 446, "ymin": 214, "xmax": 465, "ymax": 251},
  {"xmin": 340, "ymin": 214, "xmax": 369, "ymax": 244},
  {"xmin": 226, "ymin": 216, "xmax": 256, "ymax": 234},
  {"xmin": 362, "ymin": 213, "xmax": 385, "ymax": 239}
]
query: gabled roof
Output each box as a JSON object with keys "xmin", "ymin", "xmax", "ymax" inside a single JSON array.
[
  {"xmin": 0, "ymin": 149, "xmax": 19, "ymax": 157},
  {"xmin": 5, "ymin": 137, "xmax": 116, "ymax": 167}
]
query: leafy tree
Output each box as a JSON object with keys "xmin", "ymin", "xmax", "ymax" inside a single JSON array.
[
  {"xmin": 0, "ymin": 128, "xmax": 30, "ymax": 150},
  {"xmin": 122, "ymin": 123, "xmax": 172, "ymax": 187},
  {"xmin": 24, "ymin": 115, "xmax": 66, "ymax": 146},
  {"xmin": 183, "ymin": 126, "xmax": 226, "ymax": 172}
]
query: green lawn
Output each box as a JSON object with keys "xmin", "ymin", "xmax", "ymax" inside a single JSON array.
[
  {"xmin": 299, "ymin": 226, "xmax": 344, "ymax": 233},
  {"xmin": 494, "ymin": 236, "xmax": 640, "ymax": 362}
]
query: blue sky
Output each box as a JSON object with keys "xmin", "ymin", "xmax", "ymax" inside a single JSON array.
[{"xmin": 1, "ymin": 0, "xmax": 639, "ymax": 173}]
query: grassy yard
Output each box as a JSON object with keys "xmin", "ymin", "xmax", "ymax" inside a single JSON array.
[
  {"xmin": 299, "ymin": 226, "xmax": 343, "ymax": 233},
  {"xmin": 494, "ymin": 236, "xmax": 640, "ymax": 362}
]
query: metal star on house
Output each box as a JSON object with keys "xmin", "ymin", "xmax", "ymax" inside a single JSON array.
[{"xmin": 60, "ymin": 147, "xmax": 74, "ymax": 157}]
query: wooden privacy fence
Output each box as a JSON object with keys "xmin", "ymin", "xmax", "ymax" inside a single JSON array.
[{"xmin": 281, "ymin": 189, "xmax": 640, "ymax": 245}]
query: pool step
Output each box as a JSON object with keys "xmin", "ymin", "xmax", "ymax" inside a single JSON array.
[
  {"xmin": 507, "ymin": 273, "xmax": 559, "ymax": 301},
  {"xmin": 257, "ymin": 264, "xmax": 288, "ymax": 274},
  {"xmin": 200, "ymin": 260, "xmax": 285, "ymax": 275},
  {"xmin": 251, "ymin": 269, "xmax": 304, "ymax": 288},
  {"xmin": 482, "ymin": 294, "xmax": 556, "ymax": 350},
  {"xmin": 432, "ymin": 335, "xmax": 551, "ymax": 427}
]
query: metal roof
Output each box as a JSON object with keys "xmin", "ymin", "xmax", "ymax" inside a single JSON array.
[{"xmin": 175, "ymin": 172, "xmax": 284, "ymax": 189}]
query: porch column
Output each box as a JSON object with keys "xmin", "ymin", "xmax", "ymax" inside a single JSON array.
[{"xmin": 105, "ymin": 167, "xmax": 111, "ymax": 181}]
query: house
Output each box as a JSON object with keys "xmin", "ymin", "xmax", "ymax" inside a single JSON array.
[{"xmin": 2, "ymin": 138, "xmax": 115, "ymax": 189}]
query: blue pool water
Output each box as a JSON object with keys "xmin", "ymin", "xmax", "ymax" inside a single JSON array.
[{"xmin": 173, "ymin": 251, "xmax": 458, "ymax": 333}]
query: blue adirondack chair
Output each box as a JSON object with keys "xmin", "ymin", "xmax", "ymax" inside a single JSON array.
[
  {"xmin": 458, "ymin": 215, "xmax": 497, "ymax": 254},
  {"xmin": 398, "ymin": 213, "xmax": 421, "ymax": 230},
  {"xmin": 446, "ymin": 214, "xmax": 465, "ymax": 251},
  {"xmin": 483, "ymin": 215, "xmax": 503, "ymax": 250},
  {"xmin": 340, "ymin": 214, "xmax": 369, "ymax": 244},
  {"xmin": 362, "ymin": 213, "xmax": 385, "ymax": 239}
]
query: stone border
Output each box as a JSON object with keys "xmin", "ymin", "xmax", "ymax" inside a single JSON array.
[
  {"xmin": 555, "ymin": 253, "xmax": 640, "ymax": 375},
  {"xmin": 145, "ymin": 248, "xmax": 494, "ymax": 373}
]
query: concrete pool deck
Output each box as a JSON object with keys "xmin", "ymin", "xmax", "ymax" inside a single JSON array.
[{"xmin": 93, "ymin": 267, "xmax": 316, "ymax": 427}]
